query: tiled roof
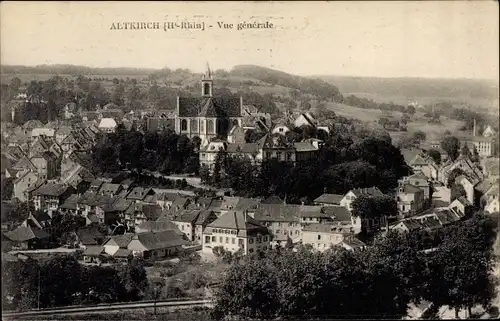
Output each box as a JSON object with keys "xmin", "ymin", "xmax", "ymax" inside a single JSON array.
[
  {"xmin": 207, "ymin": 211, "xmax": 267, "ymax": 232},
  {"xmin": 351, "ymin": 187, "xmax": 384, "ymax": 197},
  {"xmin": 113, "ymin": 248, "xmax": 132, "ymax": 258},
  {"xmin": 76, "ymin": 227, "xmax": 105, "ymax": 246},
  {"xmin": 32, "ymin": 183, "xmax": 71, "ymax": 197},
  {"xmin": 83, "ymin": 246, "xmax": 105, "ymax": 257},
  {"xmin": 178, "ymin": 97, "xmax": 241, "ymax": 117},
  {"xmin": 314, "ymin": 193, "xmax": 344, "ymax": 205},
  {"xmin": 400, "ymin": 184, "xmax": 423, "ymax": 194},
  {"xmin": 226, "ymin": 143, "xmax": 259, "ymax": 154},
  {"xmin": 135, "ymin": 230, "xmax": 189, "ymax": 251},
  {"xmin": 294, "ymin": 142, "xmax": 318, "ymax": 152},
  {"xmin": 253, "ymin": 204, "xmax": 301, "ymax": 222},
  {"xmin": 5, "ymin": 225, "xmax": 49, "ymax": 242},
  {"xmin": 321, "ymin": 206, "xmax": 352, "ymax": 222},
  {"xmin": 171, "ymin": 209, "xmax": 203, "ymax": 223},
  {"xmin": 136, "ymin": 220, "xmax": 180, "ymax": 233}
]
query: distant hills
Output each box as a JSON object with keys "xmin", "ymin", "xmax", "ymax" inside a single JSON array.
[{"xmin": 1, "ymin": 63, "xmax": 498, "ymax": 110}]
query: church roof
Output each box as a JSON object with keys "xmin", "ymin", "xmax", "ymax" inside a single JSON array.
[{"xmin": 178, "ymin": 97, "xmax": 241, "ymax": 118}]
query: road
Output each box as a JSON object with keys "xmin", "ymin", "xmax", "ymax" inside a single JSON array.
[{"xmin": 2, "ymin": 299, "xmax": 213, "ymax": 318}]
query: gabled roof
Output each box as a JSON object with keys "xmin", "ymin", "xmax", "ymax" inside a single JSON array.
[
  {"xmin": 350, "ymin": 187, "xmax": 384, "ymax": 198},
  {"xmin": 399, "ymin": 184, "xmax": 422, "ymax": 194},
  {"xmin": 321, "ymin": 206, "xmax": 352, "ymax": 222},
  {"xmin": 206, "ymin": 211, "xmax": 268, "ymax": 237},
  {"xmin": 126, "ymin": 187, "xmax": 155, "ymax": 200},
  {"xmin": 76, "ymin": 227, "xmax": 105, "ymax": 246},
  {"xmin": 83, "ymin": 246, "xmax": 106, "ymax": 257},
  {"xmin": 136, "ymin": 220, "xmax": 180, "ymax": 233},
  {"xmin": 98, "ymin": 118, "xmax": 117, "ymax": 129},
  {"xmin": 32, "ymin": 183, "xmax": 73, "ymax": 197},
  {"xmin": 134, "ymin": 230, "xmax": 189, "ymax": 250},
  {"xmin": 13, "ymin": 156, "xmax": 37, "ymax": 171},
  {"xmin": 294, "ymin": 142, "xmax": 318, "ymax": 152},
  {"xmin": 257, "ymin": 134, "xmax": 294, "ymax": 149},
  {"xmin": 262, "ymin": 195, "xmax": 284, "ymax": 204},
  {"xmin": 178, "ymin": 96, "xmax": 241, "ymax": 117},
  {"xmin": 314, "ymin": 193, "xmax": 344, "ymax": 205},
  {"xmin": 5, "ymin": 225, "xmax": 50, "ymax": 242},
  {"xmin": 253, "ymin": 204, "xmax": 301, "ymax": 222}
]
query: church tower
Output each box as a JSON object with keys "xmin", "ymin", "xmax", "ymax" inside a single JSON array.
[{"xmin": 202, "ymin": 63, "xmax": 213, "ymax": 98}]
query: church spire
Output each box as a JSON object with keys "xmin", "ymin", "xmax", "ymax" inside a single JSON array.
[
  {"xmin": 202, "ymin": 62, "xmax": 213, "ymax": 97},
  {"xmin": 204, "ymin": 62, "xmax": 212, "ymax": 80}
]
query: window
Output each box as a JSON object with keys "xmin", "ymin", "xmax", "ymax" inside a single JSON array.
[
  {"xmin": 212, "ymin": 236, "xmax": 216, "ymax": 242},
  {"xmin": 205, "ymin": 236, "xmax": 210, "ymax": 243},
  {"xmin": 286, "ymin": 153, "xmax": 292, "ymax": 161},
  {"xmin": 232, "ymin": 238, "xmax": 235, "ymax": 244},
  {"xmin": 279, "ymin": 127, "xmax": 283, "ymax": 132},
  {"xmin": 265, "ymin": 152, "xmax": 271, "ymax": 159},
  {"xmin": 191, "ymin": 119, "xmax": 198, "ymax": 132},
  {"xmin": 219, "ymin": 236, "xmax": 223, "ymax": 243},
  {"xmin": 317, "ymin": 235, "xmax": 321, "ymax": 240},
  {"xmin": 249, "ymin": 249, "xmax": 254, "ymax": 253},
  {"xmin": 295, "ymin": 230, "xmax": 300, "ymax": 235},
  {"xmin": 276, "ymin": 152, "xmax": 282, "ymax": 160},
  {"xmin": 203, "ymin": 83, "xmax": 211, "ymax": 96},
  {"xmin": 226, "ymin": 237, "xmax": 229, "ymax": 244},
  {"xmin": 207, "ymin": 119, "xmax": 215, "ymax": 133},
  {"xmin": 263, "ymin": 236, "xmax": 268, "ymax": 242},
  {"xmin": 201, "ymin": 153, "xmax": 206, "ymax": 160},
  {"xmin": 257, "ymin": 236, "xmax": 262, "ymax": 243},
  {"xmin": 181, "ymin": 119, "xmax": 188, "ymax": 131},
  {"xmin": 275, "ymin": 229, "xmax": 280, "ymax": 234},
  {"xmin": 200, "ymin": 120, "xmax": 205, "ymax": 132}
]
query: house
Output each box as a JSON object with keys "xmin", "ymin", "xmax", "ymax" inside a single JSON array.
[
  {"xmin": 20, "ymin": 212, "xmax": 55, "ymax": 237},
  {"xmin": 251, "ymin": 204, "xmax": 302, "ymax": 246},
  {"xmin": 440, "ymin": 156, "xmax": 483, "ymax": 185},
  {"xmin": 340, "ymin": 187, "xmax": 384, "ymax": 211},
  {"xmin": 82, "ymin": 246, "xmax": 109, "ymax": 265},
  {"xmin": 32, "ymin": 183, "xmax": 76, "ymax": 215},
  {"xmin": 60, "ymin": 164, "xmax": 94, "ymax": 192},
  {"xmin": 408, "ymin": 154, "xmax": 439, "ymax": 181},
  {"xmin": 175, "ymin": 65, "xmax": 243, "ymax": 147},
  {"xmin": 75, "ymin": 227, "xmax": 106, "ymax": 249},
  {"xmin": 55, "ymin": 126, "xmax": 72, "ymax": 144},
  {"xmin": 31, "ymin": 128, "xmax": 55, "ymax": 139},
  {"xmin": 199, "ymin": 140, "xmax": 228, "ymax": 170},
  {"xmin": 271, "ymin": 121, "xmax": 291, "ymax": 136},
  {"xmin": 125, "ymin": 187, "xmax": 156, "ymax": 203},
  {"xmin": 464, "ymin": 136, "xmax": 496, "ymax": 157},
  {"xmin": 320, "ymin": 206, "xmax": 353, "ymax": 226},
  {"xmin": 4, "ymin": 225, "xmax": 50, "ymax": 250},
  {"xmin": 395, "ymin": 183, "xmax": 426, "ymax": 217},
  {"xmin": 202, "ymin": 210, "xmax": 271, "ymax": 260},
  {"xmin": 169, "ymin": 209, "xmax": 216, "ymax": 242},
  {"xmin": 12, "ymin": 156, "xmax": 37, "ymax": 178},
  {"xmin": 481, "ymin": 158, "xmax": 500, "ymax": 180},
  {"xmin": 135, "ymin": 220, "xmax": 181, "ymax": 234},
  {"xmin": 98, "ymin": 183, "xmax": 124, "ymax": 196},
  {"xmin": 30, "ymin": 151, "xmax": 59, "ymax": 180},
  {"xmin": 124, "ymin": 203, "xmax": 163, "ymax": 230},
  {"xmin": 448, "ymin": 197, "xmax": 474, "ymax": 218},
  {"xmin": 299, "ymin": 205, "xmax": 333, "ymax": 224},
  {"xmin": 156, "ymin": 193, "xmax": 182, "ymax": 210},
  {"xmin": 302, "ymin": 223, "xmax": 354, "ymax": 252},
  {"xmin": 482, "ymin": 125, "xmax": 497, "ymax": 138},
  {"xmin": 227, "ymin": 125, "xmax": 246, "ymax": 144},
  {"xmin": 13, "ymin": 171, "xmax": 40, "ymax": 202},
  {"xmin": 400, "ymin": 173, "xmax": 431, "ymax": 200},
  {"xmin": 294, "ymin": 112, "xmax": 317, "ymax": 129},
  {"xmin": 102, "ymin": 230, "xmax": 189, "ymax": 260},
  {"xmin": 98, "ymin": 118, "xmax": 118, "ymax": 133},
  {"xmin": 482, "ymin": 184, "xmax": 499, "ymax": 214},
  {"xmin": 313, "ymin": 193, "xmax": 344, "ymax": 206},
  {"xmin": 340, "ymin": 237, "xmax": 367, "ymax": 252},
  {"xmin": 454, "ymin": 175, "xmax": 478, "ymax": 205}
]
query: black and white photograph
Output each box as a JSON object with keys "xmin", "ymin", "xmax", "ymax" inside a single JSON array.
[{"xmin": 0, "ymin": 1, "xmax": 499, "ymax": 320}]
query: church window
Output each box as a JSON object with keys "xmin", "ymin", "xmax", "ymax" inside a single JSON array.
[
  {"xmin": 200, "ymin": 120, "xmax": 205, "ymax": 133},
  {"xmin": 207, "ymin": 119, "xmax": 215, "ymax": 133},
  {"xmin": 191, "ymin": 119, "xmax": 198, "ymax": 132},
  {"xmin": 181, "ymin": 119, "xmax": 188, "ymax": 131}
]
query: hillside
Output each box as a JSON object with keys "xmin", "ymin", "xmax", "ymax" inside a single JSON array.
[{"xmin": 315, "ymin": 75, "xmax": 499, "ymax": 111}]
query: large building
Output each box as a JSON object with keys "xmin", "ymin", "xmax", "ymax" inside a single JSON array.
[{"xmin": 175, "ymin": 65, "xmax": 243, "ymax": 147}]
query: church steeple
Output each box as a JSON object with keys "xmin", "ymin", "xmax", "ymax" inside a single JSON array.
[{"xmin": 202, "ymin": 62, "xmax": 213, "ymax": 98}]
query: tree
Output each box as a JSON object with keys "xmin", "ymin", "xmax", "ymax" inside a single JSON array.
[
  {"xmin": 440, "ymin": 136, "xmax": 460, "ymax": 161},
  {"xmin": 447, "ymin": 168, "xmax": 466, "ymax": 188},
  {"xmin": 427, "ymin": 149, "xmax": 442, "ymax": 165},
  {"xmin": 450, "ymin": 183, "xmax": 467, "ymax": 202},
  {"xmin": 412, "ymin": 130, "xmax": 426, "ymax": 143},
  {"xmin": 471, "ymin": 145, "xmax": 480, "ymax": 163}
]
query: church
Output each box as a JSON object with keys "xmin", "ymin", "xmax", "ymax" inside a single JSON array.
[{"xmin": 174, "ymin": 65, "xmax": 243, "ymax": 147}]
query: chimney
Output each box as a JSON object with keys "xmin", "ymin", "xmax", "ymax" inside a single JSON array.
[{"xmin": 473, "ymin": 119, "xmax": 476, "ymax": 137}]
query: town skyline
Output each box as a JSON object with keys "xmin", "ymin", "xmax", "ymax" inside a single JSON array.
[{"xmin": 1, "ymin": 1, "xmax": 498, "ymax": 81}]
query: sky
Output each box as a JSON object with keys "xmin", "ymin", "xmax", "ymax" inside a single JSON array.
[{"xmin": 1, "ymin": 1, "xmax": 498, "ymax": 80}]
